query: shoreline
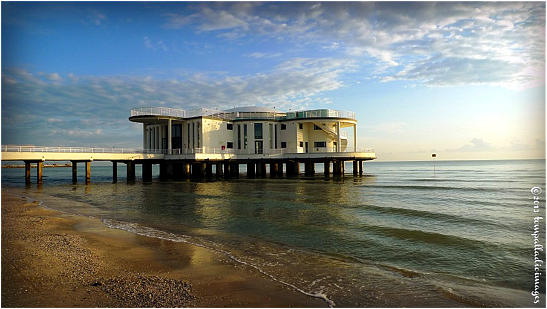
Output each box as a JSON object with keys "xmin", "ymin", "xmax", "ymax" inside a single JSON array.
[{"xmin": 1, "ymin": 191, "xmax": 326, "ymax": 307}]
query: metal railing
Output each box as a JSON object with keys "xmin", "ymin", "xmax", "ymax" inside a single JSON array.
[
  {"xmin": 130, "ymin": 107, "xmax": 187, "ymax": 118},
  {"xmin": 1, "ymin": 145, "xmax": 162, "ymax": 154},
  {"xmin": 285, "ymin": 109, "xmax": 356, "ymax": 120},
  {"xmin": 130, "ymin": 107, "xmax": 355, "ymax": 121}
]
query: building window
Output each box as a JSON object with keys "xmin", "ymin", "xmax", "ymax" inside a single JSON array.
[
  {"xmin": 197, "ymin": 123, "xmax": 200, "ymax": 148},
  {"xmin": 244, "ymin": 124, "xmax": 248, "ymax": 149},
  {"xmin": 281, "ymin": 124, "xmax": 287, "ymax": 130},
  {"xmin": 274, "ymin": 124, "xmax": 277, "ymax": 149},
  {"xmin": 254, "ymin": 123, "xmax": 263, "ymax": 139},
  {"xmin": 314, "ymin": 141, "xmax": 327, "ymax": 148},
  {"xmin": 281, "ymin": 142, "xmax": 287, "ymax": 148},
  {"xmin": 227, "ymin": 142, "xmax": 234, "ymax": 149},
  {"xmin": 227, "ymin": 123, "xmax": 233, "ymax": 130},
  {"xmin": 237, "ymin": 125, "xmax": 241, "ymax": 149},
  {"xmin": 299, "ymin": 123, "xmax": 303, "ymax": 130},
  {"xmin": 172, "ymin": 124, "xmax": 182, "ymax": 149},
  {"xmin": 299, "ymin": 141, "xmax": 304, "ymax": 147},
  {"xmin": 314, "ymin": 124, "xmax": 321, "ymax": 130},
  {"xmin": 187, "ymin": 123, "xmax": 190, "ymax": 149},
  {"xmin": 269, "ymin": 124, "xmax": 273, "ymax": 149}
]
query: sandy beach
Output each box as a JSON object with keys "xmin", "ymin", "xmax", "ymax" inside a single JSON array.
[{"xmin": 1, "ymin": 191, "xmax": 326, "ymax": 307}]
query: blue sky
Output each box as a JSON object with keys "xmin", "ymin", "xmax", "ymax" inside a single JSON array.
[{"xmin": 2, "ymin": 1, "xmax": 545, "ymax": 160}]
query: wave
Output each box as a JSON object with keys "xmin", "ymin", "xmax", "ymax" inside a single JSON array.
[
  {"xmin": 359, "ymin": 184, "xmax": 505, "ymax": 192},
  {"xmin": 102, "ymin": 219, "xmax": 337, "ymax": 307},
  {"xmin": 359, "ymin": 204, "xmax": 518, "ymax": 230}
]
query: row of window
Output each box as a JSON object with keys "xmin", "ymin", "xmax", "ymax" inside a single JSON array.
[
  {"xmin": 298, "ymin": 141, "xmax": 327, "ymax": 148},
  {"xmin": 227, "ymin": 141, "xmax": 326, "ymax": 149},
  {"xmin": 229, "ymin": 123, "xmax": 289, "ymax": 131}
]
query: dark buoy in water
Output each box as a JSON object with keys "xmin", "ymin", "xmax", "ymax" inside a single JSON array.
[{"xmin": 432, "ymin": 153, "xmax": 437, "ymax": 175}]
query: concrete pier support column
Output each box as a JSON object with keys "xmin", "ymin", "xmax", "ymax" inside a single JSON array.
[
  {"xmin": 359, "ymin": 160, "xmax": 363, "ymax": 176},
  {"xmin": 270, "ymin": 163, "xmax": 279, "ymax": 177},
  {"xmin": 215, "ymin": 162, "xmax": 223, "ymax": 178},
  {"xmin": 25, "ymin": 161, "xmax": 31, "ymax": 184},
  {"xmin": 126, "ymin": 161, "xmax": 135, "ymax": 182},
  {"xmin": 173, "ymin": 163, "xmax": 182, "ymax": 180},
  {"xmin": 191, "ymin": 163, "xmax": 206, "ymax": 178},
  {"xmin": 142, "ymin": 162, "xmax": 152, "ymax": 182},
  {"xmin": 353, "ymin": 160, "xmax": 358, "ymax": 176},
  {"xmin": 231, "ymin": 163, "xmax": 239, "ymax": 178},
  {"xmin": 333, "ymin": 160, "xmax": 342, "ymax": 176},
  {"xmin": 71, "ymin": 161, "xmax": 78, "ymax": 183},
  {"xmin": 159, "ymin": 163, "xmax": 167, "ymax": 180},
  {"xmin": 84, "ymin": 161, "xmax": 91, "ymax": 184},
  {"xmin": 287, "ymin": 161, "xmax": 299, "ymax": 176},
  {"xmin": 304, "ymin": 161, "xmax": 315, "ymax": 176},
  {"xmin": 247, "ymin": 162, "xmax": 255, "ymax": 177},
  {"xmin": 286, "ymin": 161, "xmax": 294, "ymax": 176},
  {"xmin": 223, "ymin": 162, "xmax": 231, "ymax": 178},
  {"xmin": 256, "ymin": 163, "xmax": 266, "ymax": 177},
  {"xmin": 112, "ymin": 161, "xmax": 117, "ymax": 183},
  {"xmin": 205, "ymin": 163, "xmax": 213, "ymax": 178},
  {"xmin": 277, "ymin": 162, "xmax": 284, "ymax": 177},
  {"xmin": 341, "ymin": 160, "xmax": 345, "ymax": 175},
  {"xmin": 37, "ymin": 162, "xmax": 43, "ymax": 184},
  {"xmin": 166, "ymin": 162, "xmax": 175, "ymax": 179},
  {"xmin": 324, "ymin": 161, "xmax": 331, "ymax": 178}
]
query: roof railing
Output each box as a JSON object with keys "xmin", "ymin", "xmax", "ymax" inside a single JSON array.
[
  {"xmin": 130, "ymin": 107, "xmax": 356, "ymax": 121},
  {"xmin": 130, "ymin": 107, "xmax": 187, "ymax": 118}
]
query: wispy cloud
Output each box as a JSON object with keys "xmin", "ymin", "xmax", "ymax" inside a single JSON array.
[
  {"xmin": 246, "ymin": 52, "xmax": 282, "ymax": 59},
  {"xmin": 450, "ymin": 138, "xmax": 495, "ymax": 152},
  {"xmin": 163, "ymin": 2, "xmax": 545, "ymax": 89},
  {"xmin": 144, "ymin": 36, "xmax": 168, "ymax": 51},
  {"xmin": 2, "ymin": 58, "xmax": 353, "ymax": 145}
]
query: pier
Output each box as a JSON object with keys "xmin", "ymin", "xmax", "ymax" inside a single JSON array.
[{"xmin": 1, "ymin": 145, "xmax": 375, "ymax": 184}]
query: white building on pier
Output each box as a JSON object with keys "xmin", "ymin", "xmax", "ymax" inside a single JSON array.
[{"xmin": 129, "ymin": 106, "xmax": 361, "ymax": 155}]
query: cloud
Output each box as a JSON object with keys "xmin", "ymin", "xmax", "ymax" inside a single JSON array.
[
  {"xmin": 162, "ymin": 2, "xmax": 545, "ymax": 89},
  {"xmin": 451, "ymin": 138, "xmax": 495, "ymax": 152},
  {"xmin": 2, "ymin": 58, "xmax": 353, "ymax": 145},
  {"xmin": 144, "ymin": 36, "xmax": 168, "ymax": 51},
  {"xmin": 88, "ymin": 10, "xmax": 106, "ymax": 26},
  {"xmin": 246, "ymin": 52, "xmax": 282, "ymax": 59}
]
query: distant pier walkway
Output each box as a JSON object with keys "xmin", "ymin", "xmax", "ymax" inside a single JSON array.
[{"xmin": 2, "ymin": 145, "xmax": 376, "ymax": 184}]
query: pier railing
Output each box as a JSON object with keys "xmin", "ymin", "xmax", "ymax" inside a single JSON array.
[
  {"xmin": 3, "ymin": 145, "xmax": 374, "ymax": 155},
  {"xmin": 1, "ymin": 145, "xmax": 164, "ymax": 154}
]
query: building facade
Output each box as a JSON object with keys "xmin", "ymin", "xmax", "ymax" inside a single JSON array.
[{"xmin": 129, "ymin": 106, "xmax": 359, "ymax": 155}]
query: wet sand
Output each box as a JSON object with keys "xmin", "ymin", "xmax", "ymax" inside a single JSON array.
[{"xmin": 1, "ymin": 192, "xmax": 326, "ymax": 307}]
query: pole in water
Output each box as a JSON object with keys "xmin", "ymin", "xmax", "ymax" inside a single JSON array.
[{"xmin": 431, "ymin": 153, "xmax": 437, "ymax": 175}]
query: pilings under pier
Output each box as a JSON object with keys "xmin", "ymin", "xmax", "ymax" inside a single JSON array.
[
  {"xmin": 126, "ymin": 161, "xmax": 136, "ymax": 181},
  {"xmin": 37, "ymin": 162, "xmax": 43, "ymax": 184},
  {"xmin": 18, "ymin": 157, "xmax": 368, "ymax": 184},
  {"xmin": 24, "ymin": 162, "xmax": 31, "ymax": 184},
  {"xmin": 304, "ymin": 161, "xmax": 315, "ymax": 176},
  {"xmin": 112, "ymin": 161, "xmax": 118, "ymax": 183},
  {"xmin": 142, "ymin": 162, "xmax": 152, "ymax": 182},
  {"xmin": 324, "ymin": 161, "xmax": 331, "ymax": 178}
]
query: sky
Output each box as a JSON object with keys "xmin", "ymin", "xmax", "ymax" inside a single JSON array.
[{"xmin": 1, "ymin": 1, "xmax": 545, "ymax": 161}]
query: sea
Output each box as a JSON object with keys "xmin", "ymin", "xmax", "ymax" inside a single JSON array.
[{"xmin": 2, "ymin": 159, "xmax": 546, "ymax": 307}]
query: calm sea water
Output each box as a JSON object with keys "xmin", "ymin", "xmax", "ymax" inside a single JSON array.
[{"xmin": 2, "ymin": 159, "xmax": 545, "ymax": 307}]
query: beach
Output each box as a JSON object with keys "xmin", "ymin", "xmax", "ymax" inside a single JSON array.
[{"xmin": 1, "ymin": 191, "xmax": 326, "ymax": 307}]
